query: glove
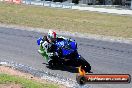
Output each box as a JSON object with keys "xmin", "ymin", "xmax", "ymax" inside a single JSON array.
[{"xmin": 40, "ymin": 40, "xmax": 44, "ymax": 44}]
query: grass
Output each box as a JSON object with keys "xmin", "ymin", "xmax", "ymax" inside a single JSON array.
[
  {"xmin": 0, "ymin": 74, "xmax": 58, "ymax": 88},
  {"xmin": 0, "ymin": 2, "xmax": 132, "ymax": 38}
]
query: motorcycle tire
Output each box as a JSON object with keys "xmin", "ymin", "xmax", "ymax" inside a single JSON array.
[
  {"xmin": 81, "ymin": 63, "xmax": 91, "ymax": 73},
  {"xmin": 48, "ymin": 60, "xmax": 56, "ymax": 68},
  {"xmin": 80, "ymin": 56, "xmax": 91, "ymax": 73}
]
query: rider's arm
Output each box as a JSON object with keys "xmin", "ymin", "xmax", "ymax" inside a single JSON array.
[{"xmin": 58, "ymin": 36, "xmax": 73, "ymax": 42}]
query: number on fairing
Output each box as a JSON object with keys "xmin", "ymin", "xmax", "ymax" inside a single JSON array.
[{"xmin": 42, "ymin": 41, "xmax": 49, "ymax": 51}]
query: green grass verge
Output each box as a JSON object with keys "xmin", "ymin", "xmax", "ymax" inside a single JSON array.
[
  {"xmin": 0, "ymin": 2, "xmax": 132, "ymax": 38},
  {"xmin": 0, "ymin": 74, "xmax": 58, "ymax": 88}
]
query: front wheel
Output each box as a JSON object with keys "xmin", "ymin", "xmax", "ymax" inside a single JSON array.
[
  {"xmin": 79, "ymin": 56, "xmax": 91, "ymax": 73},
  {"xmin": 48, "ymin": 60, "xmax": 56, "ymax": 68},
  {"xmin": 81, "ymin": 63, "xmax": 91, "ymax": 73}
]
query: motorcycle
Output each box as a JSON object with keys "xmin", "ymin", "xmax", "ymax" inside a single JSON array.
[{"xmin": 37, "ymin": 36, "xmax": 91, "ymax": 73}]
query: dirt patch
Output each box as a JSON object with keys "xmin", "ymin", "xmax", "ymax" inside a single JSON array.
[
  {"xmin": 0, "ymin": 66, "xmax": 40, "ymax": 81},
  {"xmin": 0, "ymin": 66, "xmax": 67, "ymax": 88}
]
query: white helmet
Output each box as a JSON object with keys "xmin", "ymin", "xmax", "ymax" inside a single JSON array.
[{"xmin": 48, "ymin": 30, "xmax": 56, "ymax": 39}]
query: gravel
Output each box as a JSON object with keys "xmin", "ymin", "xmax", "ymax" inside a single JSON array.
[{"xmin": 0, "ymin": 60, "xmax": 92, "ymax": 88}]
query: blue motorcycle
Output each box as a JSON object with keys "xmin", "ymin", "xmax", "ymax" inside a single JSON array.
[{"xmin": 37, "ymin": 36, "xmax": 91, "ymax": 73}]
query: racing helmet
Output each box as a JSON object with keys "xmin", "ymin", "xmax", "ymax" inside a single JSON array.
[{"xmin": 48, "ymin": 30, "xmax": 56, "ymax": 39}]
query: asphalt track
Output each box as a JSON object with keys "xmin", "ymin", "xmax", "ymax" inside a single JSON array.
[{"xmin": 0, "ymin": 27, "xmax": 132, "ymax": 88}]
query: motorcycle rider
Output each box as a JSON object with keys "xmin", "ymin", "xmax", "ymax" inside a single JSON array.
[
  {"xmin": 41, "ymin": 30, "xmax": 57, "ymax": 57},
  {"xmin": 41, "ymin": 30, "xmax": 67, "ymax": 57}
]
